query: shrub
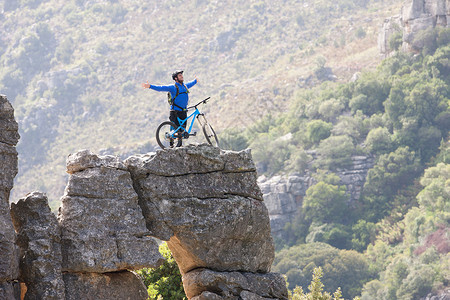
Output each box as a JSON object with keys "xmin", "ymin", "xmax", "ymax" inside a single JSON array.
[
  {"xmin": 307, "ymin": 120, "xmax": 333, "ymax": 144},
  {"xmin": 389, "ymin": 32, "xmax": 403, "ymax": 51},
  {"xmin": 137, "ymin": 242, "xmax": 186, "ymax": 300},
  {"xmin": 365, "ymin": 127, "xmax": 393, "ymax": 155},
  {"xmin": 315, "ymin": 135, "xmax": 355, "ymax": 170},
  {"xmin": 303, "ymin": 182, "xmax": 348, "ymax": 224}
]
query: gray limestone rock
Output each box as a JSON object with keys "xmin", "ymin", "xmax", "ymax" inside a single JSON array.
[
  {"xmin": 0, "ymin": 282, "xmax": 21, "ymax": 300},
  {"xmin": 191, "ymin": 291, "xmax": 225, "ymax": 300},
  {"xmin": 58, "ymin": 151, "xmax": 163, "ymax": 273},
  {"xmin": 165, "ymin": 196, "xmax": 274, "ymax": 274},
  {"xmin": 378, "ymin": 15, "xmax": 402, "ymax": 56},
  {"xmin": 240, "ymin": 291, "xmax": 277, "ymax": 300},
  {"xmin": 425, "ymin": 0, "xmax": 447, "ymax": 16},
  {"xmin": 0, "ymin": 95, "xmax": 19, "ymax": 291},
  {"xmin": 0, "ymin": 95, "xmax": 20, "ymax": 146},
  {"xmin": 125, "ymin": 145, "xmax": 273, "ymax": 274},
  {"xmin": 402, "ymin": 0, "xmax": 425, "ymax": 21},
  {"xmin": 0, "ymin": 196, "xmax": 19, "ymax": 282},
  {"xmin": 10, "ymin": 192, "xmax": 65, "ymax": 300},
  {"xmin": 66, "ymin": 149, "xmax": 126, "ymax": 174},
  {"xmin": 63, "ymin": 271, "xmax": 148, "ymax": 300},
  {"xmin": 381, "ymin": 0, "xmax": 450, "ymax": 55},
  {"xmin": 0, "ymin": 143, "xmax": 18, "ymax": 192},
  {"xmin": 125, "ymin": 144, "xmax": 255, "ymax": 178},
  {"xmin": 182, "ymin": 268, "xmax": 288, "ymax": 300}
]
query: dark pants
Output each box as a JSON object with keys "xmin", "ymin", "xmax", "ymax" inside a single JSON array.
[{"xmin": 169, "ymin": 110, "xmax": 187, "ymax": 130}]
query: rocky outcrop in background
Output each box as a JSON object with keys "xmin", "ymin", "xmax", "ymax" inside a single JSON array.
[
  {"xmin": 3, "ymin": 130, "xmax": 287, "ymax": 299},
  {"xmin": 379, "ymin": 0, "xmax": 450, "ymax": 56},
  {"xmin": 260, "ymin": 155, "xmax": 374, "ymax": 240},
  {"xmin": 0, "ymin": 95, "xmax": 20, "ymax": 299}
]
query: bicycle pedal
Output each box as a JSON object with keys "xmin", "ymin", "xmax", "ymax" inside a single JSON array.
[{"xmin": 190, "ymin": 132, "xmax": 197, "ymax": 137}]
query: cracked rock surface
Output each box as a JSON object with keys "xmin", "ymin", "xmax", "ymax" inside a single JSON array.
[
  {"xmin": 0, "ymin": 95, "xmax": 20, "ymax": 298},
  {"xmin": 125, "ymin": 144, "xmax": 273, "ymax": 274},
  {"xmin": 10, "ymin": 192, "xmax": 65, "ymax": 300},
  {"xmin": 125, "ymin": 144, "xmax": 287, "ymax": 299},
  {"xmin": 58, "ymin": 150, "xmax": 163, "ymax": 273}
]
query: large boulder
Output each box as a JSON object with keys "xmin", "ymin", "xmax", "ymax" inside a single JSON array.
[
  {"xmin": 58, "ymin": 150, "xmax": 163, "ymax": 273},
  {"xmin": 10, "ymin": 192, "xmax": 65, "ymax": 300},
  {"xmin": 63, "ymin": 271, "xmax": 148, "ymax": 300},
  {"xmin": 182, "ymin": 268, "xmax": 288, "ymax": 300},
  {"xmin": 0, "ymin": 95, "xmax": 20, "ymax": 297},
  {"xmin": 125, "ymin": 144, "xmax": 274, "ymax": 274}
]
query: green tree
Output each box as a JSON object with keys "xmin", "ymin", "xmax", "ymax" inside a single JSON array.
[
  {"xmin": 307, "ymin": 120, "xmax": 333, "ymax": 144},
  {"xmin": 137, "ymin": 243, "xmax": 186, "ymax": 300},
  {"xmin": 290, "ymin": 267, "xmax": 346, "ymax": 300},
  {"xmin": 350, "ymin": 74, "xmax": 390, "ymax": 116},
  {"xmin": 219, "ymin": 128, "xmax": 249, "ymax": 151},
  {"xmin": 275, "ymin": 243, "xmax": 371, "ymax": 300},
  {"xmin": 365, "ymin": 127, "xmax": 393, "ymax": 155},
  {"xmin": 389, "ymin": 32, "xmax": 403, "ymax": 51},
  {"xmin": 303, "ymin": 182, "xmax": 348, "ymax": 224},
  {"xmin": 362, "ymin": 146, "xmax": 421, "ymax": 221},
  {"xmin": 351, "ymin": 220, "xmax": 376, "ymax": 252},
  {"xmin": 417, "ymin": 162, "xmax": 449, "ymax": 212},
  {"xmin": 315, "ymin": 135, "xmax": 355, "ymax": 171}
]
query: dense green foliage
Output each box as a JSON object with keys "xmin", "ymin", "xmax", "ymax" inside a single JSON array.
[
  {"xmin": 289, "ymin": 267, "xmax": 361, "ymax": 300},
  {"xmin": 136, "ymin": 243, "xmax": 186, "ymax": 300},
  {"xmin": 273, "ymin": 243, "xmax": 373, "ymax": 299},
  {"xmin": 361, "ymin": 161, "xmax": 449, "ymax": 300},
  {"xmin": 249, "ymin": 31, "xmax": 449, "ymax": 298}
]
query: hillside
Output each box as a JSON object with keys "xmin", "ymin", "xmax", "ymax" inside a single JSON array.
[
  {"xmin": 1, "ymin": 0, "xmax": 450, "ymax": 298},
  {"xmin": 0, "ymin": 0, "xmax": 401, "ymax": 206}
]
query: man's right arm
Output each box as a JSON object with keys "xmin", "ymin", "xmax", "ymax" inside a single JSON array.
[
  {"xmin": 141, "ymin": 81, "xmax": 174, "ymax": 93},
  {"xmin": 148, "ymin": 84, "xmax": 174, "ymax": 92}
]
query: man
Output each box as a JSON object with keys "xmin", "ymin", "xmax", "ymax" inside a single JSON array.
[{"xmin": 142, "ymin": 70, "xmax": 198, "ymax": 138}]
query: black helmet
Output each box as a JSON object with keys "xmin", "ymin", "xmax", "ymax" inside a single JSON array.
[{"xmin": 172, "ymin": 70, "xmax": 183, "ymax": 80}]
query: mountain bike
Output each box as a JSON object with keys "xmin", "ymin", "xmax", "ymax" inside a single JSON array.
[{"xmin": 156, "ymin": 97, "xmax": 219, "ymax": 149}]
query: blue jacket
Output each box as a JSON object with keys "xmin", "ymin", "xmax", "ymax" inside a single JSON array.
[{"xmin": 149, "ymin": 79, "xmax": 197, "ymax": 111}]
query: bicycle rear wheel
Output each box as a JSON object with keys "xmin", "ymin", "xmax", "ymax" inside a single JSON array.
[
  {"xmin": 202, "ymin": 123, "xmax": 219, "ymax": 147},
  {"xmin": 156, "ymin": 121, "xmax": 182, "ymax": 149}
]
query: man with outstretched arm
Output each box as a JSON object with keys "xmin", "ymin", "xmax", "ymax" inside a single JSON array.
[{"xmin": 142, "ymin": 70, "xmax": 198, "ymax": 141}]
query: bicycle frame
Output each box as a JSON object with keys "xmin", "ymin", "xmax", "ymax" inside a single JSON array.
[
  {"xmin": 165, "ymin": 97, "xmax": 211, "ymax": 140},
  {"xmin": 169, "ymin": 108, "xmax": 206, "ymax": 138},
  {"xmin": 174, "ymin": 108, "xmax": 199, "ymax": 134}
]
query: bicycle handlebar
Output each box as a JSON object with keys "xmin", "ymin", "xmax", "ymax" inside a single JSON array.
[{"xmin": 187, "ymin": 97, "xmax": 211, "ymax": 110}]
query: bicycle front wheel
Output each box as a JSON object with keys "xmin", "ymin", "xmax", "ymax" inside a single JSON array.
[
  {"xmin": 202, "ymin": 123, "xmax": 219, "ymax": 147},
  {"xmin": 156, "ymin": 121, "xmax": 182, "ymax": 149}
]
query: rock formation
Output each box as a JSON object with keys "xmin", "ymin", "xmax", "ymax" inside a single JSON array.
[
  {"xmin": 0, "ymin": 95, "xmax": 20, "ymax": 299},
  {"xmin": 59, "ymin": 150, "xmax": 164, "ymax": 273},
  {"xmin": 10, "ymin": 192, "xmax": 65, "ymax": 300},
  {"xmin": 125, "ymin": 145, "xmax": 288, "ymax": 299},
  {"xmin": 56, "ymin": 150, "xmax": 163, "ymax": 300},
  {"xmin": 5, "ymin": 139, "xmax": 287, "ymax": 299},
  {"xmin": 260, "ymin": 155, "xmax": 374, "ymax": 240},
  {"xmin": 379, "ymin": 0, "xmax": 450, "ymax": 56}
]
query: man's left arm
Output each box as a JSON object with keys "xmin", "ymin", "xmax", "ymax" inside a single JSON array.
[{"xmin": 186, "ymin": 78, "xmax": 198, "ymax": 89}]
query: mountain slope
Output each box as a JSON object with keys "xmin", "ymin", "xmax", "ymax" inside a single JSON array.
[{"xmin": 1, "ymin": 0, "xmax": 400, "ymax": 204}]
